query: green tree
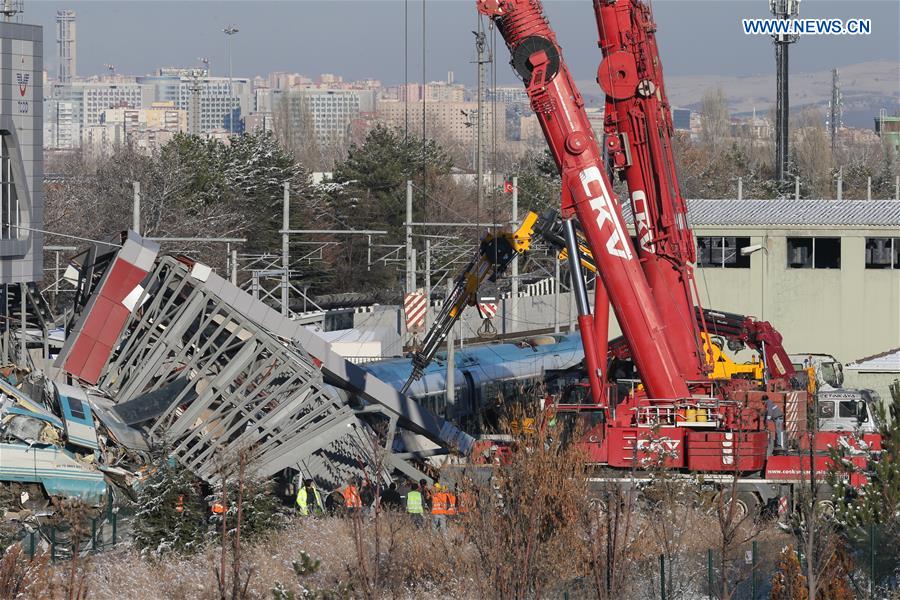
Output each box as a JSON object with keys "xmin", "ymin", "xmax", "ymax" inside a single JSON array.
[
  {"xmin": 132, "ymin": 458, "xmax": 209, "ymax": 556},
  {"xmin": 508, "ymin": 149, "xmax": 561, "ymax": 213},
  {"xmin": 321, "ymin": 125, "xmax": 453, "ymax": 292}
]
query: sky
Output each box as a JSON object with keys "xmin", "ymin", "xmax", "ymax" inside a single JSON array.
[{"xmin": 25, "ymin": 0, "xmax": 900, "ymax": 85}]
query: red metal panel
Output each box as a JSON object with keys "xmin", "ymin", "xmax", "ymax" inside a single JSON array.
[
  {"xmin": 60, "ymin": 238, "xmax": 157, "ymax": 384},
  {"xmin": 685, "ymin": 431, "xmax": 766, "ymax": 472},
  {"xmin": 97, "ymin": 304, "xmax": 131, "ymax": 347},
  {"xmin": 99, "ymin": 261, "xmax": 146, "ymax": 302},
  {"xmin": 765, "ymin": 455, "xmax": 832, "ymax": 482},
  {"xmin": 80, "ymin": 342, "xmax": 112, "ymax": 383},
  {"xmin": 604, "ymin": 426, "xmax": 685, "ymax": 468}
]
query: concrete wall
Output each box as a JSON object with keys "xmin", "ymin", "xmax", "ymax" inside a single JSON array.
[
  {"xmin": 0, "ymin": 23, "xmax": 43, "ymax": 283},
  {"xmin": 682, "ymin": 226, "xmax": 900, "ymax": 365}
]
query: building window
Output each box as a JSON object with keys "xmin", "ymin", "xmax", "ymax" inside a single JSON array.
[
  {"xmin": 696, "ymin": 236, "xmax": 751, "ymax": 268},
  {"xmin": 787, "ymin": 237, "xmax": 841, "ymax": 269},
  {"xmin": 865, "ymin": 238, "xmax": 900, "ymax": 269},
  {"xmin": 0, "ymin": 138, "xmax": 18, "ymax": 240}
]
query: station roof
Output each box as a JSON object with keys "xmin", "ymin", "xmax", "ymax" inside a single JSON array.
[{"xmin": 622, "ymin": 199, "xmax": 900, "ymax": 228}]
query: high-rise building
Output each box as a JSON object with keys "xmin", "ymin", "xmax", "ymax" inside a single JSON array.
[
  {"xmin": 137, "ymin": 74, "xmax": 251, "ymax": 134},
  {"xmin": 277, "ymin": 88, "xmax": 376, "ymax": 145},
  {"xmin": 377, "ymin": 100, "xmax": 507, "ymax": 150},
  {"xmin": 56, "ymin": 9, "xmax": 76, "ymax": 83}
]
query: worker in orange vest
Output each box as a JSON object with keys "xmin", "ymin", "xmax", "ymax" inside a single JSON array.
[
  {"xmin": 447, "ymin": 485, "xmax": 458, "ymax": 518},
  {"xmin": 342, "ymin": 477, "xmax": 362, "ymax": 515},
  {"xmin": 431, "ymin": 483, "xmax": 450, "ymax": 531}
]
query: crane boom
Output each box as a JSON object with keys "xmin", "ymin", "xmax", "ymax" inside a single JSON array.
[
  {"xmin": 477, "ymin": 0, "xmax": 690, "ymax": 401},
  {"xmin": 594, "ymin": 0, "xmax": 706, "ymax": 380},
  {"xmin": 401, "ymin": 213, "xmax": 539, "ymax": 393}
]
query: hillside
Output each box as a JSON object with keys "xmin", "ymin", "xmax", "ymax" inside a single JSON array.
[{"xmin": 579, "ymin": 60, "xmax": 899, "ymax": 127}]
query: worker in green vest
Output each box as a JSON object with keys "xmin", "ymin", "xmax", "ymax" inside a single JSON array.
[
  {"xmin": 406, "ymin": 479, "xmax": 426, "ymax": 527},
  {"xmin": 296, "ymin": 478, "xmax": 324, "ymax": 516}
]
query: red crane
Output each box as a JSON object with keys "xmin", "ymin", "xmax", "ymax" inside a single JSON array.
[
  {"xmin": 476, "ymin": 0, "xmax": 690, "ymax": 403},
  {"xmin": 594, "ymin": 0, "xmax": 708, "ymax": 381},
  {"xmin": 473, "ymin": 0, "xmax": 880, "ymax": 507}
]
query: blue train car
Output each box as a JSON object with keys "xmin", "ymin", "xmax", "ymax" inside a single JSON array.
[{"xmin": 363, "ymin": 334, "xmax": 584, "ymax": 433}]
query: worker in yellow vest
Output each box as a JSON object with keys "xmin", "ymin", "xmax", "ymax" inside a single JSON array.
[
  {"xmin": 296, "ymin": 479, "xmax": 324, "ymax": 516},
  {"xmin": 406, "ymin": 479, "xmax": 426, "ymax": 528}
]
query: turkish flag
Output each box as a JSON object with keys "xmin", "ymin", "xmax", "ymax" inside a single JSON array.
[{"xmin": 503, "ymin": 181, "xmax": 514, "ymax": 194}]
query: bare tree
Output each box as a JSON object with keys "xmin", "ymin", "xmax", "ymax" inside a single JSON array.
[{"xmin": 700, "ymin": 87, "xmax": 731, "ymax": 151}]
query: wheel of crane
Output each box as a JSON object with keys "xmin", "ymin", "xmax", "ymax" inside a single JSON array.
[
  {"xmin": 713, "ymin": 490, "xmax": 761, "ymax": 522},
  {"xmin": 815, "ymin": 499, "xmax": 836, "ymax": 521},
  {"xmin": 589, "ymin": 497, "xmax": 608, "ymax": 515}
]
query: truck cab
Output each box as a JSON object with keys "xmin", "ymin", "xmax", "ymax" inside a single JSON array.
[
  {"xmin": 816, "ymin": 389, "xmax": 881, "ymax": 434},
  {"xmin": 790, "ymin": 353, "xmax": 844, "ymax": 390}
]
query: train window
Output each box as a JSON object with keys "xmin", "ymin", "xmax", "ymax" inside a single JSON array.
[{"xmin": 67, "ymin": 396, "xmax": 87, "ymax": 421}]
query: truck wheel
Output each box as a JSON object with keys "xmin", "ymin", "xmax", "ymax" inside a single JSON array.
[
  {"xmin": 714, "ymin": 490, "xmax": 760, "ymax": 522},
  {"xmin": 815, "ymin": 499, "xmax": 836, "ymax": 520},
  {"xmin": 590, "ymin": 497, "xmax": 608, "ymax": 515}
]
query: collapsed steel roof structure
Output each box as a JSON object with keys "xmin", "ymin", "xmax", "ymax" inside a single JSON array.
[{"xmin": 56, "ymin": 233, "xmax": 473, "ymax": 489}]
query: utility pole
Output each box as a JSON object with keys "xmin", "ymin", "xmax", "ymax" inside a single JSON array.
[
  {"xmin": 795, "ymin": 175, "xmax": 800, "ymax": 200},
  {"xmin": 553, "ymin": 257, "xmax": 560, "ymax": 333},
  {"xmin": 836, "ymin": 166, "xmax": 843, "ymax": 200},
  {"xmin": 509, "ymin": 176, "xmax": 518, "ymax": 336},
  {"xmin": 770, "ymin": 0, "xmax": 800, "ymax": 183},
  {"xmin": 223, "ymin": 25, "xmax": 239, "ymax": 134},
  {"xmin": 474, "ymin": 21, "xmax": 488, "ymax": 212},
  {"xmin": 281, "ymin": 182, "xmax": 290, "ymax": 316},
  {"xmin": 446, "ymin": 278, "xmax": 455, "ymax": 406},
  {"xmin": 406, "ymin": 180, "xmax": 413, "ymax": 294},
  {"xmin": 231, "ymin": 249, "xmax": 238, "ymax": 285},
  {"xmin": 737, "ymin": 176, "xmax": 743, "ymax": 201},
  {"xmin": 132, "ymin": 181, "xmax": 141, "ymax": 234},
  {"xmin": 424, "ymin": 239, "xmax": 431, "ymax": 328},
  {"xmin": 828, "ymin": 68, "xmax": 842, "ymax": 154},
  {"xmin": 19, "ymin": 283, "xmax": 25, "ymax": 365}
]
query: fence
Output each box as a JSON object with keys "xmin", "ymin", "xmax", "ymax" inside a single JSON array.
[
  {"xmin": 622, "ymin": 524, "xmax": 898, "ymax": 600},
  {"xmin": 15, "ymin": 503, "xmax": 136, "ymax": 562}
]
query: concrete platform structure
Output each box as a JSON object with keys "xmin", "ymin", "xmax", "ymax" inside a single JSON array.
[{"xmin": 0, "ymin": 22, "xmax": 42, "ymax": 283}]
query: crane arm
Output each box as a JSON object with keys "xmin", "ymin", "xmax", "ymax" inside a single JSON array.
[
  {"xmin": 401, "ymin": 213, "xmax": 539, "ymax": 393},
  {"xmin": 481, "ymin": 0, "xmax": 690, "ymax": 401},
  {"xmin": 594, "ymin": 0, "xmax": 706, "ymax": 380}
]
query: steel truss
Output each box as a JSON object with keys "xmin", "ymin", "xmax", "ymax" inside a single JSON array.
[{"xmin": 88, "ymin": 256, "xmax": 431, "ymax": 488}]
